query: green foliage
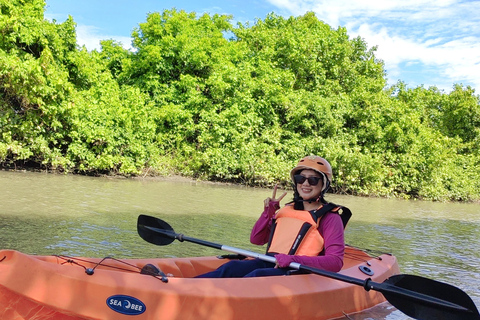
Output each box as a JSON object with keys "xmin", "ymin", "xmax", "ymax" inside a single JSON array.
[
  {"xmin": 1, "ymin": 3, "xmax": 479, "ymax": 201},
  {"xmin": 0, "ymin": 0, "xmax": 160, "ymax": 174}
]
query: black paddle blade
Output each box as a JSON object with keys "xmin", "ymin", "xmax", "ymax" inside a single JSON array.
[
  {"xmin": 137, "ymin": 215, "xmax": 176, "ymax": 245},
  {"xmin": 383, "ymin": 274, "xmax": 480, "ymax": 320}
]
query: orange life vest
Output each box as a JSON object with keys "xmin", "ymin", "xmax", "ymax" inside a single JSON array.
[{"xmin": 266, "ymin": 203, "xmax": 349, "ymax": 256}]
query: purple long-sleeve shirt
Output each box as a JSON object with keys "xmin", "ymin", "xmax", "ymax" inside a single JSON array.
[{"xmin": 250, "ymin": 200, "xmax": 345, "ymax": 272}]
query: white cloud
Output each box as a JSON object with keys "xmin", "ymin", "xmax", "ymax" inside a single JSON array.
[
  {"xmin": 76, "ymin": 25, "xmax": 133, "ymax": 51},
  {"xmin": 265, "ymin": 0, "xmax": 480, "ymax": 91},
  {"xmin": 45, "ymin": 12, "xmax": 134, "ymax": 52},
  {"xmin": 349, "ymin": 22, "xmax": 480, "ymax": 90}
]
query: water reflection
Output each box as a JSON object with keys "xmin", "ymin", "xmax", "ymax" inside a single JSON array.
[{"xmin": 0, "ymin": 170, "xmax": 479, "ymax": 318}]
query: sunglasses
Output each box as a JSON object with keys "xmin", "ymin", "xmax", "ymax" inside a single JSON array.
[{"xmin": 294, "ymin": 174, "xmax": 322, "ymax": 186}]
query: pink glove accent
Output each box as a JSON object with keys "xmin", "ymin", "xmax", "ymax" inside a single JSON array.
[{"xmin": 274, "ymin": 253, "xmax": 294, "ymax": 268}]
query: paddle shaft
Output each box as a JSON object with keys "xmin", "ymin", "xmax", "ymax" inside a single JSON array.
[{"xmin": 143, "ymin": 225, "xmax": 472, "ymax": 313}]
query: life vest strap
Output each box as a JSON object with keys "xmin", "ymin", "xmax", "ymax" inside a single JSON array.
[
  {"xmin": 311, "ymin": 202, "xmax": 352, "ymax": 229},
  {"xmin": 288, "ymin": 222, "xmax": 312, "ymax": 255}
]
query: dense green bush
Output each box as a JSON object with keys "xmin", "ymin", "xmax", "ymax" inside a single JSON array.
[{"xmin": 1, "ymin": 0, "xmax": 479, "ymax": 201}]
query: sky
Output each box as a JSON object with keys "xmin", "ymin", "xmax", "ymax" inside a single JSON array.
[{"xmin": 44, "ymin": 0, "xmax": 480, "ymax": 92}]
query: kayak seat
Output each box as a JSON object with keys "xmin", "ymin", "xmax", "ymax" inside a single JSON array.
[
  {"xmin": 135, "ymin": 260, "xmax": 198, "ymax": 278},
  {"xmin": 172, "ymin": 260, "xmax": 198, "ymax": 278},
  {"xmin": 153, "ymin": 258, "xmax": 229, "ymax": 278}
]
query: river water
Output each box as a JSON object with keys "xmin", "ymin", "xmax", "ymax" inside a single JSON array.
[{"xmin": 0, "ymin": 170, "xmax": 479, "ymax": 319}]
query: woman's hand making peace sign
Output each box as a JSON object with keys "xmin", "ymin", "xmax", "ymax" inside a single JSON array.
[{"xmin": 264, "ymin": 184, "xmax": 288, "ymax": 208}]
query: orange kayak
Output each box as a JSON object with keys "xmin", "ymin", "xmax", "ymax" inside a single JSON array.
[{"xmin": 0, "ymin": 246, "xmax": 399, "ymax": 320}]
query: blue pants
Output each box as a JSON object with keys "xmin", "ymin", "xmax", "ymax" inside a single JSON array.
[{"xmin": 195, "ymin": 259, "xmax": 289, "ymax": 278}]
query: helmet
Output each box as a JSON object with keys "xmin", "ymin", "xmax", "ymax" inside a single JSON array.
[{"xmin": 290, "ymin": 156, "xmax": 332, "ymax": 193}]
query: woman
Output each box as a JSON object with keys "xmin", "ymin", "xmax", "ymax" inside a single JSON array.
[{"xmin": 196, "ymin": 155, "xmax": 348, "ymax": 278}]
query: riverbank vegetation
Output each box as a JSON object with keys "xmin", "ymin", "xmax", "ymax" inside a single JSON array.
[{"xmin": 1, "ymin": 0, "xmax": 479, "ymax": 201}]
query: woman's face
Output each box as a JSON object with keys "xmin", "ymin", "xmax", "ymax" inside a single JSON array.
[{"xmin": 295, "ymin": 169, "xmax": 323, "ymax": 200}]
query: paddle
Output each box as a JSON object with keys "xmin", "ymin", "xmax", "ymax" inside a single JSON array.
[{"xmin": 137, "ymin": 214, "xmax": 480, "ymax": 320}]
